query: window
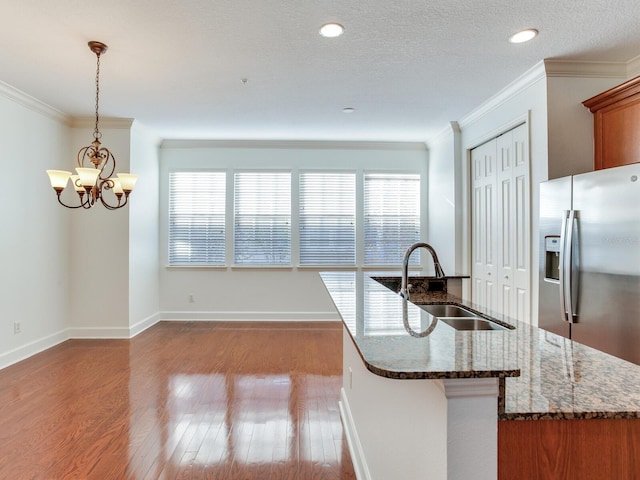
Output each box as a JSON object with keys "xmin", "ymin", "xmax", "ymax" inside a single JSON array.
[
  {"xmin": 168, "ymin": 171, "xmax": 226, "ymax": 265},
  {"xmin": 364, "ymin": 173, "xmax": 420, "ymax": 266},
  {"xmin": 299, "ymin": 172, "xmax": 356, "ymax": 266},
  {"xmin": 167, "ymin": 169, "xmax": 422, "ymax": 268},
  {"xmin": 234, "ymin": 172, "xmax": 291, "ymax": 265}
]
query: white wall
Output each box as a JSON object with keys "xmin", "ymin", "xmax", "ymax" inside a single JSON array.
[
  {"xmin": 159, "ymin": 141, "xmax": 428, "ymax": 321},
  {"xmin": 426, "ymin": 122, "xmax": 463, "ymax": 276},
  {"xmin": 68, "ymin": 120, "xmax": 133, "ymax": 338},
  {"xmin": 129, "ymin": 122, "xmax": 161, "ymax": 335},
  {"xmin": 0, "ymin": 84, "xmax": 71, "ymax": 368}
]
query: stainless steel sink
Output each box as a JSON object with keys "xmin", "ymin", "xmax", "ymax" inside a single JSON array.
[
  {"xmin": 437, "ymin": 317, "xmax": 508, "ymax": 331},
  {"xmin": 419, "ymin": 304, "xmax": 481, "ymax": 318},
  {"xmin": 417, "ymin": 304, "xmax": 510, "ymax": 331}
]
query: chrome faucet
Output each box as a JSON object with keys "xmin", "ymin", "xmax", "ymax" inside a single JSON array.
[{"xmin": 400, "ymin": 242, "xmax": 445, "ymax": 300}]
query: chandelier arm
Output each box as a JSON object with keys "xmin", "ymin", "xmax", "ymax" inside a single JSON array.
[
  {"xmin": 100, "ymin": 193, "xmax": 127, "ymax": 210},
  {"xmin": 97, "ymin": 179, "xmax": 127, "ymax": 210},
  {"xmin": 77, "ymin": 146, "xmax": 89, "ymax": 168},
  {"xmin": 55, "ymin": 192, "xmax": 91, "ymax": 209},
  {"xmin": 97, "ymin": 148, "xmax": 116, "ymax": 179},
  {"xmin": 78, "ymin": 145, "xmax": 100, "ymax": 169}
]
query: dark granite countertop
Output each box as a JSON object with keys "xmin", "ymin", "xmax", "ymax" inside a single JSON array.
[{"xmin": 320, "ymin": 271, "xmax": 640, "ymax": 420}]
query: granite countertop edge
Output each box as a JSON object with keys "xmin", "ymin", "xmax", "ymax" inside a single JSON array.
[
  {"xmin": 341, "ymin": 285, "xmax": 520, "ymax": 381},
  {"xmin": 500, "ymin": 411, "xmax": 640, "ymax": 421}
]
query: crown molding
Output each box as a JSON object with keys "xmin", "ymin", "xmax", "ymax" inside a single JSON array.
[
  {"xmin": 427, "ymin": 121, "xmax": 461, "ymax": 147},
  {"xmin": 627, "ymin": 55, "xmax": 640, "ymax": 79},
  {"xmin": 70, "ymin": 116, "xmax": 135, "ymax": 129},
  {"xmin": 0, "ymin": 80, "xmax": 70, "ymax": 124},
  {"xmin": 458, "ymin": 61, "xmax": 547, "ymax": 130},
  {"xmin": 456, "ymin": 59, "xmax": 636, "ymax": 133},
  {"xmin": 543, "ymin": 59, "xmax": 628, "ymax": 78},
  {"xmin": 160, "ymin": 139, "xmax": 427, "ymax": 150}
]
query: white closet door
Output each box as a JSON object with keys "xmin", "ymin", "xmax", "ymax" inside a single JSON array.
[
  {"xmin": 511, "ymin": 124, "xmax": 530, "ymax": 323},
  {"xmin": 471, "ymin": 140, "xmax": 498, "ymax": 313},
  {"xmin": 496, "ymin": 132, "xmax": 514, "ymax": 317},
  {"xmin": 471, "ymin": 123, "xmax": 530, "ymax": 322}
]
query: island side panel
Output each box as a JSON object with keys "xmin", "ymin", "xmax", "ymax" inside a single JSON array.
[
  {"xmin": 340, "ymin": 327, "xmax": 448, "ymax": 480},
  {"xmin": 443, "ymin": 378, "xmax": 500, "ymax": 480},
  {"xmin": 498, "ymin": 418, "xmax": 640, "ymax": 480}
]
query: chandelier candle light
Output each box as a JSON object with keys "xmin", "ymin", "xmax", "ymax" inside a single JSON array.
[{"xmin": 46, "ymin": 41, "xmax": 138, "ymax": 210}]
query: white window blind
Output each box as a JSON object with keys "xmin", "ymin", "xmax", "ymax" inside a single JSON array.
[
  {"xmin": 168, "ymin": 171, "xmax": 226, "ymax": 265},
  {"xmin": 299, "ymin": 172, "xmax": 356, "ymax": 266},
  {"xmin": 234, "ymin": 172, "xmax": 291, "ymax": 265},
  {"xmin": 364, "ymin": 173, "xmax": 420, "ymax": 266}
]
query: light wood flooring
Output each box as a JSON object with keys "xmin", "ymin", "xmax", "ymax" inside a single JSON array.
[{"xmin": 0, "ymin": 321, "xmax": 356, "ymax": 479}]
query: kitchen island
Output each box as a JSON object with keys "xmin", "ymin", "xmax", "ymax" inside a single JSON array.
[{"xmin": 320, "ymin": 271, "xmax": 640, "ymax": 480}]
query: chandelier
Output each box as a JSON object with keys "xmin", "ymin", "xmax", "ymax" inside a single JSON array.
[{"xmin": 46, "ymin": 41, "xmax": 138, "ymax": 210}]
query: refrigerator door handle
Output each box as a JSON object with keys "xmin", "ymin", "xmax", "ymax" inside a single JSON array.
[
  {"xmin": 559, "ymin": 210, "xmax": 569, "ymax": 322},
  {"xmin": 565, "ymin": 209, "xmax": 578, "ymax": 323}
]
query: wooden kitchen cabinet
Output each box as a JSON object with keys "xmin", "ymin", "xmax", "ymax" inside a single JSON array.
[
  {"xmin": 498, "ymin": 418, "xmax": 640, "ymax": 479},
  {"xmin": 583, "ymin": 75, "xmax": 640, "ymax": 170}
]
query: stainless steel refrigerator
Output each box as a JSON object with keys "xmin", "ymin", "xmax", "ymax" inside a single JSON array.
[{"xmin": 539, "ymin": 163, "xmax": 640, "ymax": 365}]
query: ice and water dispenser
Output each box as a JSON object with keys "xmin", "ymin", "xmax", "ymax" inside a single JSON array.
[{"xmin": 544, "ymin": 235, "xmax": 561, "ymax": 282}]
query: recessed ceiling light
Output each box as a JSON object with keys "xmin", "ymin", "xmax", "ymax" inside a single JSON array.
[
  {"xmin": 342, "ymin": 107, "xmax": 355, "ymax": 114},
  {"xmin": 509, "ymin": 29, "xmax": 538, "ymax": 44},
  {"xmin": 319, "ymin": 23, "xmax": 344, "ymax": 38}
]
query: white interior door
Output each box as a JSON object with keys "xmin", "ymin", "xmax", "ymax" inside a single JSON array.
[
  {"xmin": 471, "ymin": 140, "xmax": 497, "ymax": 312},
  {"xmin": 471, "ymin": 123, "xmax": 530, "ymax": 322}
]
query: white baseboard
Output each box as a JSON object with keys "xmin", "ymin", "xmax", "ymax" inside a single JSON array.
[
  {"xmin": 129, "ymin": 312, "xmax": 161, "ymax": 337},
  {"xmin": 68, "ymin": 312, "xmax": 162, "ymax": 339},
  {"xmin": 0, "ymin": 329, "xmax": 68, "ymax": 370},
  {"xmin": 339, "ymin": 387, "xmax": 371, "ymax": 480},
  {"xmin": 160, "ymin": 310, "xmax": 340, "ymax": 322}
]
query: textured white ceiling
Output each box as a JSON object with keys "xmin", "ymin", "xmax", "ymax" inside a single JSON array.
[{"xmin": 1, "ymin": 0, "xmax": 639, "ymax": 141}]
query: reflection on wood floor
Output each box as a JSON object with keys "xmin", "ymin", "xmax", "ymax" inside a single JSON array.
[{"xmin": 0, "ymin": 321, "xmax": 356, "ymax": 479}]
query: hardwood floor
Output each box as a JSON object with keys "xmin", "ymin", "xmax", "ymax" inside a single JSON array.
[{"xmin": 0, "ymin": 321, "xmax": 356, "ymax": 480}]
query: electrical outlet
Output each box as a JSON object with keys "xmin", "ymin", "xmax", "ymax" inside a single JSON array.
[
  {"xmin": 188, "ymin": 293, "xmax": 195, "ymax": 303},
  {"xmin": 13, "ymin": 322, "xmax": 21, "ymax": 334}
]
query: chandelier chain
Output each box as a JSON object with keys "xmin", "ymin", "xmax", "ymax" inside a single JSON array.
[{"xmin": 94, "ymin": 51, "xmax": 101, "ymax": 141}]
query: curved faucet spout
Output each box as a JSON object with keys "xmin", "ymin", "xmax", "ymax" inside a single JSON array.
[{"xmin": 400, "ymin": 242, "xmax": 445, "ymax": 300}]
